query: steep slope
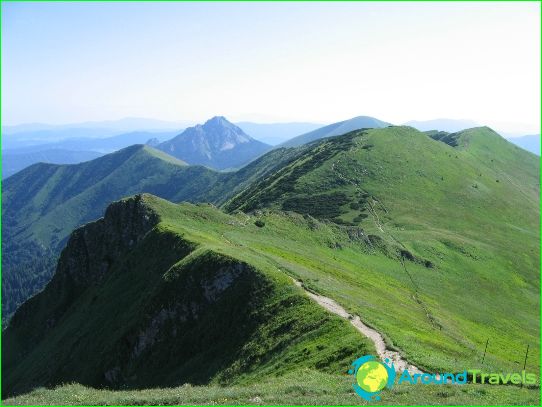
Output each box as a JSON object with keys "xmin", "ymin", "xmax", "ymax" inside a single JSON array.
[
  {"xmin": 1, "ymin": 145, "xmax": 221, "ymax": 320},
  {"xmin": 2, "ymin": 149, "xmax": 104, "ymax": 179},
  {"xmin": 225, "ymin": 126, "xmax": 539, "ymax": 375},
  {"xmin": 157, "ymin": 116, "xmax": 271, "ymax": 169},
  {"xmin": 3, "ymin": 194, "xmax": 367, "ymax": 397},
  {"xmin": 4, "ymin": 185, "xmax": 539, "ymax": 400},
  {"xmin": 279, "ymin": 116, "xmax": 390, "ymax": 148}
]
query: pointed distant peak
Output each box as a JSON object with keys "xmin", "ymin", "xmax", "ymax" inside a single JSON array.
[
  {"xmin": 200, "ymin": 116, "xmax": 250, "ymax": 137},
  {"xmin": 205, "ymin": 115, "xmax": 229, "ymax": 124},
  {"xmin": 203, "ymin": 115, "xmax": 239, "ymax": 130}
]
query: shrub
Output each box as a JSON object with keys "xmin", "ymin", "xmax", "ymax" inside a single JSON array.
[
  {"xmin": 254, "ymin": 220, "xmax": 265, "ymax": 228},
  {"xmin": 282, "ymin": 192, "xmax": 350, "ymax": 219},
  {"xmin": 353, "ymin": 213, "xmax": 369, "ymax": 222}
]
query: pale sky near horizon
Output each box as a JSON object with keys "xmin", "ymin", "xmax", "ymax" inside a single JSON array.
[{"xmin": 2, "ymin": 1, "xmax": 540, "ymax": 134}]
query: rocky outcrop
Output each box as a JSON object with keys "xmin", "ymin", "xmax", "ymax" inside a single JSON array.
[
  {"xmin": 57, "ymin": 194, "xmax": 160, "ymax": 287},
  {"xmin": 8, "ymin": 194, "xmax": 161, "ymax": 331}
]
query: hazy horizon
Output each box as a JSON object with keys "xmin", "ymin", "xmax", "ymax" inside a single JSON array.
[{"xmin": 2, "ymin": 2, "xmax": 540, "ymax": 135}]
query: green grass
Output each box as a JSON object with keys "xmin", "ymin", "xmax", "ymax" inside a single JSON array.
[
  {"xmin": 3, "ymin": 195, "xmax": 372, "ymax": 398},
  {"xmin": 223, "ymin": 126, "xmax": 540, "ymax": 375},
  {"xmin": 4, "ymin": 370, "xmax": 540, "ymax": 406}
]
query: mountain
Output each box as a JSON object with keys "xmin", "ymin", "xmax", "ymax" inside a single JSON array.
[
  {"xmin": 279, "ymin": 116, "xmax": 391, "ymax": 148},
  {"xmin": 3, "ymin": 194, "xmax": 364, "ymax": 397},
  {"xmin": 157, "ymin": 116, "xmax": 271, "ymax": 170},
  {"xmin": 507, "ymin": 134, "xmax": 540, "ymax": 155},
  {"xmin": 3, "ymin": 126, "xmax": 540, "ymax": 404},
  {"xmin": 2, "ymin": 128, "xmax": 123, "ymax": 149},
  {"xmin": 2, "ymin": 130, "xmax": 178, "ymax": 153},
  {"xmin": 2, "ymin": 142, "xmax": 302, "ymax": 321},
  {"xmin": 404, "ymin": 118, "xmax": 479, "ymax": 133},
  {"xmin": 236, "ymin": 121, "xmax": 323, "ymax": 145},
  {"xmin": 225, "ymin": 125, "xmax": 539, "ymax": 373},
  {"xmin": 2, "ymin": 117, "xmax": 189, "ymax": 135},
  {"xmin": 2, "ymin": 149, "xmax": 104, "ymax": 179},
  {"xmin": 1, "ymin": 145, "xmax": 222, "ymax": 320}
]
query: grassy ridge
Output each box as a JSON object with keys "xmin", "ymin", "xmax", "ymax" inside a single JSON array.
[
  {"xmin": 4, "ymin": 186, "xmax": 539, "ymax": 403},
  {"xmin": 3, "ymin": 195, "xmax": 370, "ymax": 397},
  {"xmin": 224, "ymin": 126, "xmax": 539, "ymax": 374}
]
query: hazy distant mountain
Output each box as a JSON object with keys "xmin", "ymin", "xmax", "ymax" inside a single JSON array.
[
  {"xmin": 157, "ymin": 116, "xmax": 271, "ymax": 170},
  {"xmin": 404, "ymin": 118, "xmax": 479, "ymax": 133},
  {"xmin": 507, "ymin": 134, "xmax": 540, "ymax": 155},
  {"xmin": 279, "ymin": 116, "xmax": 391, "ymax": 148},
  {"xmin": 3, "ymin": 149, "xmax": 104, "ymax": 179},
  {"xmin": 2, "ymin": 128, "xmax": 123, "ymax": 149},
  {"xmin": 2, "ymin": 117, "xmax": 189, "ymax": 135},
  {"xmin": 3, "ymin": 131, "xmax": 178, "ymax": 153},
  {"xmin": 236, "ymin": 122, "xmax": 323, "ymax": 145}
]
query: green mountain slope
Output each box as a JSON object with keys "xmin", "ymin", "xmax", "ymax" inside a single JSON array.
[
  {"xmin": 3, "ymin": 194, "xmax": 368, "ymax": 397},
  {"xmin": 4, "ymin": 187, "xmax": 539, "ymax": 402},
  {"xmin": 279, "ymin": 115, "xmax": 390, "ymax": 148},
  {"xmin": 1, "ymin": 145, "xmax": 221, "ymax": 320},
  {"xmin": 225, "ymin": 126, "xmax": 540, "ymax": 375},
  {"xmin": 2, "ymin": 143, "xmax": 308, "ymax": 321}
]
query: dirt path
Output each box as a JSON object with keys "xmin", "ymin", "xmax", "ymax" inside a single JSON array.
[{"xmin": 293, "ymin": 279, "xmax": 424, "ymax": 374}]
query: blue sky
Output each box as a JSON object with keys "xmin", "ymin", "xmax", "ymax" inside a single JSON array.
[{"xmin": 2, "ymin": 1, "xmax": 540, "ymax": 134}]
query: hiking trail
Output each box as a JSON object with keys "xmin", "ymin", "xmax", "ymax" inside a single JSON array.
[{"xmin": 293, "ymin": 279, "xmax": 424, "ymax": 375}]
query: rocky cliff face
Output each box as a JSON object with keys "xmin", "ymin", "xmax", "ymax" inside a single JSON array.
[
  {"xmin": 7, "ymin": 194, "xmax": 161, "ymax": 337},
  {"xmin": 58, "ymin": 194, "xmax": 161, "ymax": 287}
]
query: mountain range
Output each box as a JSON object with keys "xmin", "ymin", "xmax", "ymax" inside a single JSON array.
[
  {"xmin": 3, "ymin": 149, "xmax": 104, "ymax": 179},
  {"xmin": 1, "ymin": 117, "xmax": 189, "ymax": 135},
  {"xmin": 3, "ymin": 116, "xmax": 539, "ymax": 180},
  {"xmin": 3, "ymin": 124, "xmax": 539, "ymax": 402},
  {"xmin": 2, "ymin": 130, "xmax": 179, "ymax": 154},
  {"xmin": 1, "ymin": 140, "xmax": 305, "ymax": 320}
]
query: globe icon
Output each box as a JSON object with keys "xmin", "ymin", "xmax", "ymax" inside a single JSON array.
[{"xmin": 356, "ymin": 360, "xmax": 389, "ymax": 393}]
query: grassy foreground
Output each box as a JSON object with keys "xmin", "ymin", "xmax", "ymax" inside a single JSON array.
[{"xmin": 4, "ymin": 371, "xmax": 540, "ymax": 406}]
